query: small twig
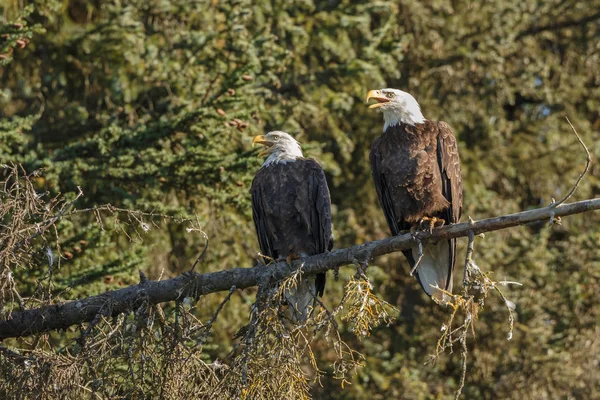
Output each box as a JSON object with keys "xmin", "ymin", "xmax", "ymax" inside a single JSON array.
[
  {"xmin": 77, "ymin": 300, "xmax": 112, "ymax": 349},
  {"xmin": 204, "ymin": 286, "xmax": 236, "ymax": 332},
  {"xmin": 139, "ymin": 270, "xmax": 149, "ymax": 284},
  {"xmin": 455, "ymin": 336, "xmax": 468, "ymax": 400},
  {"xmin": 351, "ymin": 249, "xmax": 372, "ymax": 279},
  {"xmin": 462, "ymin": 230, "xmax": 476, "ymax": 284},
  {"xmin": 551, "ymin": 117, "xmax": 591, "ymax": 208},
  {"xmin": 493, "ymin": 285, "xmax": 516, "ymax": 341},
  {"xmin": 312, "ymin": 295, "xmax": 339, "ymax": 332},
  {"xmin": 185, "ymin": 286, "xmax": 237, "ymax": 359},
  {"xmin": 189, "ymin": 230, "xmax": 209, "ymax": 272},
  {"xmin": 241, "ymin": 306, "xmax": 259, "ymax": 386},
  {"xmin": 67, "ymin": 204, "xmax": 194, "ymax": 223},
  {"xmin": 410, "ymin": 240, "xmax": 424, "ymax": 276},
  {"xmin": 331, "ymin": 288, "xmax": 352, "ymax": 317},
  {"xmin": 497, "ymin": 281, "xmax": 523, "ymax": 287}
]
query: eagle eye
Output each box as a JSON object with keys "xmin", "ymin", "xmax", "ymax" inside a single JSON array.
[
  {"xmin": 273, "ymin": 135, "xmax": 280, "ymax": 140},
  {"xmin": 386, "ymin": 92, "xmax": 395, "ymax": 99}
]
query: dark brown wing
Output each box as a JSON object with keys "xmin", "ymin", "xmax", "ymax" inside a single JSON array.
[
  {"xmin": 370, "ymin": 137, "xmax": 410, "ymax": 236},
  {"xmin": 305, "ymin": 159, "xmax": 334, "ymax": 296},
  {"xmin": 251, "ymin": 174, "xmax": 276, "ymax": 260},
  {"xmin": 370, "ymin": 136, "xmax": 418, "ymax": 271},
  {"xmin": 437, "ymin": 121, "xmax": 463, "ymax": 225},
  {"xmin": 435, "ymin": 121, "xmax": 463, "ymax": 287}
]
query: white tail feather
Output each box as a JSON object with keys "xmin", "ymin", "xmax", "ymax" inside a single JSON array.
[
  {"xmin": 284, "ymin": 277, "xmax": 315, "ymax": 323},
  {"xmin": 412, "ymin": 241, "xmax": 452, "ymax": 301}
]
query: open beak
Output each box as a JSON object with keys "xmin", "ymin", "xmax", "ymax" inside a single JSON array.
[
  {"xmin": 252, "ymin": 135, "xmax": 275, "ymax": 157},
  {"xmin": 366, "ymin": 90, "xmax": 391, "ymax": 109}
]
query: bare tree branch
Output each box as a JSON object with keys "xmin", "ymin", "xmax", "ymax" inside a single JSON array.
[
  {"xmin": 0, "ymin": 197, "xmax": 598, "ymax": 340},
  {"xmin": 551, "ymin": 117, "xmax": 592, "ymax": 208}
]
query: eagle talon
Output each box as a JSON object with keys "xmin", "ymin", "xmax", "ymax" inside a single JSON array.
[
  {"xmin": 416, "ymin": 216, "xmax": 445, "ymax": 234},
  {"xmin": 258, "ymin": 252, "xmax": 276, "ymax": 265},
  {"xmin": 285, "ymin": 253, "xmax": 301, "ymax": 266},
  {"xmin": 410, "ymin": 224, "xmax": 419, "ymax": 236}
]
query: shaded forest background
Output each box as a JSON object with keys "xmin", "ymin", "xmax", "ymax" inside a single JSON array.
[{"xmin": 1, "ymin": 0, "xmax": 599, "ymax": 398}]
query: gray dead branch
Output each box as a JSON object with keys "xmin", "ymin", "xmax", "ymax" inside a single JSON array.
[{"xmin": 0, "ymin": 197, "xmax": 598, "ymax": 340}]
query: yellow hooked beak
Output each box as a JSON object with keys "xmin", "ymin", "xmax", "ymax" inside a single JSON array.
[
  {"xmin": 252, "ymin": 135, "xmax": 275, "ymax": 158},
  {"xmin": 366, "ymin": 90, "xmax": 391, "ymax": 109}
]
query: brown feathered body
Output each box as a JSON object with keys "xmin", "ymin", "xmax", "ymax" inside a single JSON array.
[
  {"xmin": 250, "ymin": 159, "xmax": 333, "ymax": 298},
  {"xmin": 370, "ymin": 120, "xmax": 462, "ymax": 297}
]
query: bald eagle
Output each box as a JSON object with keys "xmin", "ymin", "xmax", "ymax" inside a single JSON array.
[
  {"xmin": 250, "ymin": 131, "xmax": 333, "ymax": 322},
  {"xmin": 366, "ymin": 89, "xmax": 463, "ymax": 301}
]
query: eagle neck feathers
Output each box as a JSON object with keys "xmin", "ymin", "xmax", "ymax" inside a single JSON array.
[
  {"xmin": 263, "ymin": 154, "xmax": 303, "ymax": 166},
  {"xmin": 263, "ymin": 143, "xmax": 304, "ymax": 166},
  {"xmin": 382, "ymin": 107, "xmax": 426, "ymax": 131}
]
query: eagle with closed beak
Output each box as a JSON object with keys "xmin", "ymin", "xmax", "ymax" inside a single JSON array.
[
  {"xmin": 366, "ymin": 89, "xmax": 463, "ymax": 302},
  {"xmin": 250, "ymin": 131, "xmax": 333, "ymax": 322}
]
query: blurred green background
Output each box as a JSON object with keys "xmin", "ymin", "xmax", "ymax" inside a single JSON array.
[{"xmin": 1, "ymin": 0, "xmax": 599, "ymax": 398}]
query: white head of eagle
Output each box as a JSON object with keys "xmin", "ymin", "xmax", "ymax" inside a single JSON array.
[
  {"xmin": 366, "ymin": 88, "xmax": 425, "ymax": 131},
  {"xmin": 251, "ymin": 131, "xmax": 304, "ymax": 166}
]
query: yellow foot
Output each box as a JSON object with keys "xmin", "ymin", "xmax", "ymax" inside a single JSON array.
[
  {"xmin": 416, "ymin": 216, "xmax": 445, "ymax": 234},
  {"xmin": 258, "ymin": 252, "xmax": 275, "ymax": 265}
]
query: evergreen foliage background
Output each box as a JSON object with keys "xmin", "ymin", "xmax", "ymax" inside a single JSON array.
[{"xmin": 1, "ymin": 0, "xmax": 599, "ymax": 398}]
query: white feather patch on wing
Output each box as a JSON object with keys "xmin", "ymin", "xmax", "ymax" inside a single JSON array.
[{"xmin": 412, "ymin": 241, "xmax": 452, "ymax": 300}]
